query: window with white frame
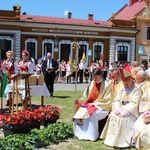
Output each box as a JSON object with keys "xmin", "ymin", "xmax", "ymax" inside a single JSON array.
[
  {"xmin": 116, "ymin": 43, "xmax": 130, "ymax": 63},
  {"xmin": 147, "ymin": 27, "xmax": 150, "ymax": 40},
  {"xmin": 0, "ymin": 36, "xmax": 13, "ymax": 59},
  {"xmin": 94, "ymin": 45, "xmax": 102, "ymax": 61},
  {"xmin": 59, "ymin": 40, "xmax": 72, "ymax": 62},
  {"xmin": 42, "ymin": 39, "xmax": 54, "ymax": 57},
  {"xmin": 77, "ymin": 41, "xmax": 89, "ymax": 63},
  {"xmin": 25, "ymin": 38, "xmax": 37, "ymax": 59},
  {"xmin": 78, "ymin": 44, "xmax": 86, "ymax": 61},
  {"xmin": 117, "ymin": 46, "xmax": 128, "ymax": 62},
  {"xmin": 93, "ymin": 42, "xmax": 103, "ymax": 61}
]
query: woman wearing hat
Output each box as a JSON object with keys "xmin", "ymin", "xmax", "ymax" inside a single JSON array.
[{"xmin": 19, "ymin": 50, "xmax": 33, "ymax": 73}]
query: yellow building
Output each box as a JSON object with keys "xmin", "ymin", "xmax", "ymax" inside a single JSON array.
[{"xmin": 113, "ymin": 0, "xmax": 150, "ymax": 67}]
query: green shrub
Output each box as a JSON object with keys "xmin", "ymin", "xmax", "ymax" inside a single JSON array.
[
  {"xmin": 0, "ymin": 134, "xmax": 26, "ymax": 150},
  {"xmin": 0, "ymin": 122, "xmax": 74, "ymax": 150}
]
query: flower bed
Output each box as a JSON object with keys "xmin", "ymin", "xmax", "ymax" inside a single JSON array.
[{"xmin": 0, "ymin": 105, "xmax": 61, "ymax": 136}]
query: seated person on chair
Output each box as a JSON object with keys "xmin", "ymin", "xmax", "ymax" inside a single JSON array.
[{"xmin": 73, "ymin": 68, "xmax": 113, "ymax": 141}]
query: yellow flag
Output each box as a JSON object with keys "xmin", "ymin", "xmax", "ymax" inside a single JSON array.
[
  {"xmin": 82, "ymin": 51, "xmax": 86, "ymax": 60},
  {"xmin": 66, "ymin": 55, "xmax": 74, "ymax": 77},
  {"xmin": 80, "ymin": 52, "xmax": 87, "ymax": 69}
]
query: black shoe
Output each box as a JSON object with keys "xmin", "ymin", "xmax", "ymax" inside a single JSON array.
[
  {"xmin": 50, "ymin": 93, "xmax": 53, "ymax": 97},
  {"xmin": 5, "ymin": 100, "xmax": 9, "ymax": 106}
]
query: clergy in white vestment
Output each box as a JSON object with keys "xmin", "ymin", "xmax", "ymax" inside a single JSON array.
[
  {"xmin": 73, "ymin": 68, "xmax": 114, "ymax": 141},
  {"xmin": 100, "ymin": 63, "xmax": 142, "ymax": 148},
  {"xmin": 108, "ymin": 67, "xmax": 122, "ymax": 96},
  {"xmin": 133, "ymin": 87, "xmax": 150, "ymax": 150},
  {"xmin": 134, "ymin": 69, "xmax": 150, "ymax": 92}
]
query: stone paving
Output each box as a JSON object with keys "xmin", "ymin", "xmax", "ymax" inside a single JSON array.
[{"xmin": 54, "ymin": 80, "xmax": 88, "ymax": 91}]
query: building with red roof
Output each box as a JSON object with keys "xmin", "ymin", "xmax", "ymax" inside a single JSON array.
[
  {"xmin": 0, "ymin": 0, "xmax": 148, "ymax": 67},
  {"xmin": 111, "ymin": 0, "xmax": 150, "ymax": 67}
]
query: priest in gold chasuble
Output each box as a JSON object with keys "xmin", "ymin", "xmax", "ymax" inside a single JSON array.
[{"xmin": 100, "ymin": 64, "xmax": 141, "ymax": 148}]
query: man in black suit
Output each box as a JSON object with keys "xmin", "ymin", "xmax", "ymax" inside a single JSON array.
[{"xmin": 42, "ymin": 52, "xmax": 58, "ymax": 97}]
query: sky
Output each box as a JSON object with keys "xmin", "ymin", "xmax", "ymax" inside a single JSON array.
[{"xmin": 0, "ymin": 0, "xmax": 129, "ymax": 21}]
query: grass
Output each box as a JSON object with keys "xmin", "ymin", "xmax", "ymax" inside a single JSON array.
[{"xmin": 31, "ymin": 91, "xmax": 136, "ymax": 150}]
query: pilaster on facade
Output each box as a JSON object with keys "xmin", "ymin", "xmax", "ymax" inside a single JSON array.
[
  {"xmin": 109, "ymin": 37, "xmax": 115, "ymax": 65},
  {"xmin": 15, "ymin": 31, "xmax": 21, "ymax": 59},
  {"xmin": 131, "ymin": 39, "xmax": 136, "ymax": 64}
]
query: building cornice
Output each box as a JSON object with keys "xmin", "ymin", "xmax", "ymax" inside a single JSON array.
[{"xmin": 0, "ymin": 21, "xmax": 138, "ymax": 34}]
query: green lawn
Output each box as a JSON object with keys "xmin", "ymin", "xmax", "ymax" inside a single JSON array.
[{"xmin": 31, "ymin": 91, "xmax": 136, "ymax": 150}]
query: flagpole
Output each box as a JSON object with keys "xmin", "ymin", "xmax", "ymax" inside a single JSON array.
[
  {"xmin": 75, "ymin": 46, "xmax": 78, "ymax": 100},
  {"xmin": 72, "ymin": 41, "xmax": 79, "ymax": 113}
]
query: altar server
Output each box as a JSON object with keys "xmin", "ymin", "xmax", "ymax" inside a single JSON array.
[{"xmin": 73, "ymin": 68, "xmax": 113, "ymax": 141}]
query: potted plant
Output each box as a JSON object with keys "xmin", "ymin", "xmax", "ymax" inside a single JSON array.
[
  {"xmin": 39, "ymin": 105, "xmax": 61, "ymax": 127},
  {"xmin": 1, "ymin": 109, "xmax": 41, "ymax": 137}
]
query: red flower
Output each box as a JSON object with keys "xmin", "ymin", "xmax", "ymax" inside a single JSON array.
[
  {"xmin": 0, "ymin": 105, "xmax": 60, "ymax": 126},
  {"xmin": 39, "ymin": 105, "xmax": 61, "ymax": 121}
]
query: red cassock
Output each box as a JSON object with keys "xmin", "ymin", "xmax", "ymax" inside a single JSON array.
[{"xmin": 76, "ymin": 82, "xmax": 101, "ymax": 115}]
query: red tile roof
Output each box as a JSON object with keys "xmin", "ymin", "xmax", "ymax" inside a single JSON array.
[
  {"xmin": 20, "ymin": 14, "xmax": 110, "ymax": 28},
  {"xmin": 114, "ymin": 1, "xmax": 145, "ymax": 20}
]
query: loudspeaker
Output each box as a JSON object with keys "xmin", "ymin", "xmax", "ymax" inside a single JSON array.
[{"xmin": 0, "ymin": 39, "xmax": 7, "ymax": 49}]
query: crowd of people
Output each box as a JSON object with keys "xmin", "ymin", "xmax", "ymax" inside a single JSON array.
[
  {"xmin": 1, "ymin": 50, "xmax": 150, "ymax": 149},
  {"xmin": 53, "ymin": 58, "xmax": 109, "ymax": 84},
  {"xmin": 73, "ymin": 61, "xmax": 150, "ymax": 150}
]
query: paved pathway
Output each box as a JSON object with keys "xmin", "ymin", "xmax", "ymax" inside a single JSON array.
[{"xmin": 54, "ymin": 81, "xmax": 88, "ymax": 91}]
